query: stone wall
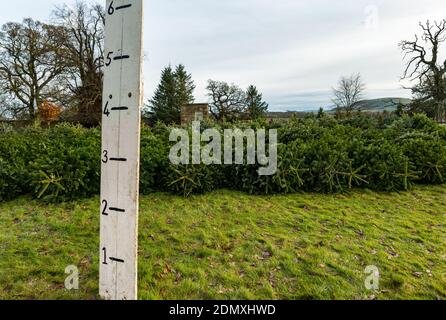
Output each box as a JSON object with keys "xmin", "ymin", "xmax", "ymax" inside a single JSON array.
[{"xmin": 181, "ymin": 104, "xmax": 210, "ymax": 125}]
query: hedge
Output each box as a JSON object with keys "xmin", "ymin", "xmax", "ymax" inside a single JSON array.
[{"xmin": 0, "ymin": 113, "xmax": 445, "ymax": 202}]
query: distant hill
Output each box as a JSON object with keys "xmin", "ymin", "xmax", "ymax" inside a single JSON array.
[
  {"xmin": 329, "ymin": 98, "xmax": 412, "ymax": 113},
  {"xmin": 265, "ymin": 98, "xmax": 413, "ymax": 119}
]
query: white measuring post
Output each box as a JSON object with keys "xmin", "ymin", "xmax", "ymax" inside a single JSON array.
[{"xmin": 100, "ymin": 0, "xmax": 144, "ymax": 300}]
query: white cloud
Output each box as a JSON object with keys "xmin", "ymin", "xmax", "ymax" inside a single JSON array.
[{"xmin": 1, "ymin": 0, "xmax": 445, "ymax": 110}]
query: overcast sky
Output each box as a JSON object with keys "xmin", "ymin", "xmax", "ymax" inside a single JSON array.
[{"xmin": 1, "ymin": 0, "xmax": 445, "ymax": 111}]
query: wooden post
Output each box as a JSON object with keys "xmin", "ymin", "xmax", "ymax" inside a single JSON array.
[{"xmin": 100, "ymin": 0, "xmax": 144, "ymax": 300}]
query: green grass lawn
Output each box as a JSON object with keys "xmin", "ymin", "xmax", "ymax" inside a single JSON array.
[{"xmin": 0, "ymin": 185, "xmax": 445, "ymax": 300}]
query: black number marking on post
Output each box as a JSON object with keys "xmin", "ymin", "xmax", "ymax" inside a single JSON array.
[
  {"xmin": 110, "ymin": 257, "xmax": 125, "ymax": 264},
  {"xmin": 111, "ymin": 106, "xmax": 129, "ymax": 111},
  {"xmin": 104, "ymin": 101, "xmax": 111, "ymax": 117},
  {"xmin": 103, "ymin": 248, "xmax": 125, "ymax": 265},
  {"xmin": 105, "ymin": 102, "xmax": 128, "ymax": 116},
  {"xmin": 102, "ymin": 200, "xmax": 109, "ymax": 216},
  {"xmin": 108, "ymin": 2, "xmax": 132, "ymax": 16},
  {"xmin": 103, "ymin": 200, "xmax": 125, "ymax": 215},
  {"xmin": 102, "ymin": 150, "xmax": 109, "ymax": 164},
  {"xmin": 105, "ymin": 52, "xmax": 114, "ymax": 66},
  {"xmin": 105, "ymin": 52, "xmax": 130, "ymax": 67},
  {"xmin": 102, "ymin": 247, "xmax": 108, "ymax": 265},
  {"xmin": 107, "ymin": 1, "xmax": 115, "ymax": 15},
  {"xmin": 116, "ymin": 4, "xmax": 132, "ymax": 11},
  {"xmin": 103, "ymin": 153, "xmax": 127, "ymax": 163},
  {"xmin": 113, "ymin": 55, "xmax": 130, "ymax": 61}
]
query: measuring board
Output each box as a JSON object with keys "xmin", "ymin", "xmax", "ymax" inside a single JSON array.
[{"xmin": 100, "ymin": 0, "xmax": 144, "ymax": 300}]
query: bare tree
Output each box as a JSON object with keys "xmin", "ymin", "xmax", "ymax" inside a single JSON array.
[
  {"xmin": 400, "ymin": 20, "xmax": 446, "ymax": 122},
  {"xmin": 0, "ymin": 19, "xmax": 68, "ymax": 119},
  {"xmin": 332, "ymin": 73, "xmax": 366, "ymax": 115},
  {"xmin": 53, "ymin": 1, "xmax": 105, "ymax": 126},
  {"xmin": 207, "ymin": 80, "xmax": 246, "ymax": 121}
]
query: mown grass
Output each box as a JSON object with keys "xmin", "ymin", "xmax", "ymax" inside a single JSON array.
[{"xmin": 0, "ymin": 185, "xmax": 445, "ymax": 300}]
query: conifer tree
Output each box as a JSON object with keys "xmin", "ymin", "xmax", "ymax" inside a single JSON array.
[
  {"xmin": 245, "ymin": 85, "xmax": 268, "ymax": 120},
  {"xmin": 148, "ymin": 64, "xmax": 195, "ymax": 124},
  {"xmin": 175, "ymin": 64, "xmax": 195, "ymax": 108}
]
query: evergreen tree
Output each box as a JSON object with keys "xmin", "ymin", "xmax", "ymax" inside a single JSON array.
[
  {"xmin": 175, "ymin": 64, "xmax": 195, "ymax": 108},
  {"xmin": 245, "ymin": 85, "xmax": 268, "ymax": 120},
  {"xmin": 148, "ymin": 66, "xmax": 178, "ymax": 124},
  {"xmin": 148, "ymin": 64, "xmax": 195, "ymax": 124}
]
